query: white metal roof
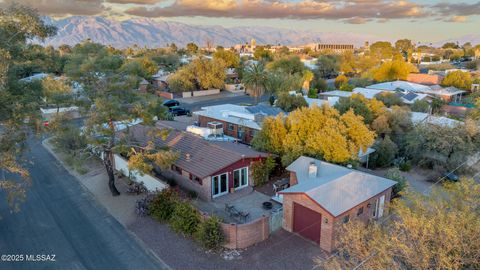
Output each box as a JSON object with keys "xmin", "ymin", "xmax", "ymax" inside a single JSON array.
[
  {"xmin": 352, "ymin": 87, "xmax": 384, "ymax": 99},
  {"xmin": 318, "ymin": 90, "xmax": 353, "ymax": 98},
  {"xmin": 410, "ymin": 112, "xmax": 463, "ymax": 128},
  {"xmin": 367, "ymin": 81, "xmax": 432, "ymax": 92},
  {"xmin": 280, "ymin": 156, "xmax": 396, "ymax": 217}
]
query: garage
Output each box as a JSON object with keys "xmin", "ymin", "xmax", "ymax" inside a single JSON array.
[{"xmin": 293, "ymin": 203, "xmax": 321, "ymax": 244}]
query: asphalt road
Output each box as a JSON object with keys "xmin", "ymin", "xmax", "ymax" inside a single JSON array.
[{"xmin": 0, "ymin": 138, "xmax": 170, "ymax": 270}]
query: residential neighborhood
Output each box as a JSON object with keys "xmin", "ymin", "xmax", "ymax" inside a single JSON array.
[{"xmin": 1, "ymin": 2, "xmax": 480, "ymax": 270}]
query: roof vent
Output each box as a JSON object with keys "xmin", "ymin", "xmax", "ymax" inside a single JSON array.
[
  {"xmin": 308, "ymin": 162, "xmax": 317, "ymax": 178},
  {"xmin": 185, "ymin": 153, "xmax": 191, "ymax": 161}
]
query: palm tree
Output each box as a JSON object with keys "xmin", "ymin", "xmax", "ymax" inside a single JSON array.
[{"xmin": 243, "ymin": 63, "xmax": 267, "ymax": 104}]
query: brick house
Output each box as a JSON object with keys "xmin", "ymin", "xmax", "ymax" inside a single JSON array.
[
  {"xmin": 127, "ymin": 122, "xmax": 269, "ymax": 200},
  {"xmin": 406, "ymin": 73, "xmax": 443, "ymax": 85},
  {"xmin": 279, "ymin": 156, "xmax": 396, "ymax": 253},
  {"xmin": 194, "ymin": 104, "xmax": 283, "ymax": 144}
]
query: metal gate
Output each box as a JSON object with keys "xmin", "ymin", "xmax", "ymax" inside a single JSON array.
[{"xmin": 269, "ymin": 207, "xmax": 283, "ymax": 233}]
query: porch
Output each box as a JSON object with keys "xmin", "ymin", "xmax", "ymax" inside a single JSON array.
[{"xmin": 192, "ymin": 187, "xmax": 282, "ymax": 224}]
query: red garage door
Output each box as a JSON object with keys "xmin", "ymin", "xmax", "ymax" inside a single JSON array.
[{"xmin": 293, "ymin": 203, "xmax": 321, "ymax": 244}]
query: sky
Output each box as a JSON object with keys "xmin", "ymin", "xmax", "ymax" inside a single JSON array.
[{"xmin": 3, "ymin": 0, "xmax": 480, "ymax": 42}]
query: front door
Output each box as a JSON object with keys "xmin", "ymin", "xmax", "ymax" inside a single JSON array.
[
  {"xmin": 233, "ymin": 167, "xmax": 248, "ymax": 190},
  {"xmin": 212, "ymin": 173, "xmax": 228, "ymax": 198}
]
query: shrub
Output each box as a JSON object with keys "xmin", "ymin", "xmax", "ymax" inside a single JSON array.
[
  {"xmin": 149, "ymin": 189, "xmax": 179, "ymax": 221},
  {"xmin": 275, "ymin": 93, "xmax": 308, "ymax": 112},
  {"xmin": 399, "ymin": 161, "xmax": 412, "ymax": 172},
  {"xmin": 385, "ymin": 168, "xmax": 408, "ymax": 197},
  {"xmin": 196, "ymin": 216, "xmax": 225, "ymax": 250},
  {"xmin": 307, "ymin": 88, "xmax": 318, "ymax": 98},
  {"xmin": 170, "ymin": 200, "xmax": 201, "ymax": 236},
  {"xmin": 371, "ymin": 136, "xmax": 398, "ymax": 168},
  {"xmin": 187, "ymin": 190, "xmax": 198, "ymax": 199},
  {"xmin": 334, "ymin": 74, "xmax": 348, "ymax": 88},
  {"xmin": 251, "ymin": 157, "xmax": 276, "ymax": 186}
]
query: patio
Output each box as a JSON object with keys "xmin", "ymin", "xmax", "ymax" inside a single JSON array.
[{"xmin": 192, "ymin": 187, "xmax": 282, "ymax": 224}]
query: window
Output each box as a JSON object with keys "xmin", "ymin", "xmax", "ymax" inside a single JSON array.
[
  {"xmin": 228, "ymin": 123, "xmax": 235, "ymax": 131},
  {"xmin": 172, "ymin": 165, "xmax": 182, "ymax": 175},
  {"xmin": 343, "ymin": 215, "xmax": 350, "ymax": 224},
  {"xmin": 357, "ymin": 207, "xmax": 364, "ymax": 216},
  {"xmin": 233, "ymin": 167, "xmax": 248, "ymax": 189},
  {"xmin": 237, "ymin": 126, "xmax": 245, "ymax": 139}
]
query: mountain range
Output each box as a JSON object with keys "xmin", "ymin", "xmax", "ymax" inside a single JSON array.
[
  {"xmin": 40, "ymin": 16, "xmax": 382, "ymax": 48},
  {"xmin": 39, "ymin": 16, "xmax": 480, "ymax": 49}
]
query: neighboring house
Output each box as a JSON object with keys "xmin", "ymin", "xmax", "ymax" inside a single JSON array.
[
  {"xmin": 406, "ymin": 73, "xmax": 443, "ymax": 85},
  {"xmin": 279, "ymin": 156, "xmax": 396, "ymax": 252},
  {"xmin": 367, "ymin": 80, "xmax": 465, "ymax": 102},
  {"xmin": 410, "ymin": 112, "xmax": 463, "ymax": 128},
  {"xmin": 126, "ymin": 122, "xmax": 269, "ymax": 201},
  {"xmin": 318, "ymin": 88, "xmax": 429, "ymax": 105},
  {"xmin": 194, "ymin": 104, "xmax": 283, "ymax": 144}
]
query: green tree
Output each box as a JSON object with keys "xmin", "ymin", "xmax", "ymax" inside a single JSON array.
[
  {"xmin": 42, "ymin": 76, "xmax": 73, "ymax": 113},
  {"xmin": 370, "ymin": 136, "xmax": 398, "ymax": 168},
  {"xmin": 441, "ymin": 70, "xmax": 472, "ymax": 90},
  {"xmin": 411, "ymin": 99, "xmax": 430, "ymax": 113},
  {"xmin": 315, "ymin": 55, "xmax": 339, "ymax": 78},
  {"xmin": 186, "ymin": 42, "xmax": 198, "ymax": 54},
  {"xmin": 253, "ymin": 47, "xmax": 273, "ymax": 62},
  {"xmin": 395, "ymin": 39, "xmax": 415, "ymax": 61},
  {"xmin": 243, "ymin": 63, "xmax": 267, "ymax": 104},
  {"xmin": 0, "ymin": 4, "xmax": 56, "ymax": 212},
  {"xmin": 370, "ymin": 41, "xmax": 394, "ymax": 59},
  {"xmin": 275, "ymin": 93, "xmax": 308, "ymax": 112},
  {"xmin": 213, "ymin": 48, "xmax": 239, "ymax": 68},
  {"xmin": 384, "ymin": 167, "xmax": 407, "ymax": 196},
  {"xmin": 334, "ymin": 93, "xmax": 374, "ymax": 124},
  {"xmin": 267, "ymin": 55, "xmax": 305, "ymax": 76},
  {"xmin": 442, "ymin": 42, "xmax": 459, "ymax": 49},
  {"xmin": 168, "ymin": 57, "xmax": 226, "ymax": 92},
  {"xmin": 374, "ymin": 92, "xmax": 403, "ymax": 107}
]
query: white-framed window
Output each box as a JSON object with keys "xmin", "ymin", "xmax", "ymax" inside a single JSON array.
[
  {"xmin": 233, "ymin": 167, "xmax": 248, "ymax": 189},
  {"xmin": 212, "ymin": 173, "xmax": 228, "ymax": 198}
]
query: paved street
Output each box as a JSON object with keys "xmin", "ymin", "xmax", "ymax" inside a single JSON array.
[{"xmin": 0, "ymin": 138, "xmax": 170, "ymax": 270}]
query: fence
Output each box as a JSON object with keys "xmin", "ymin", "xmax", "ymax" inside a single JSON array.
[
  {"xmin": 113, "ymin": 154, "xmax": 168, "ymax": 192},
  {"xmin": 220, "ymin": 215, "xmax": 270, "ymax": 249},
  {"xmin": 269, "ymin": 207, "xmax": 283, "ymax": 233}
]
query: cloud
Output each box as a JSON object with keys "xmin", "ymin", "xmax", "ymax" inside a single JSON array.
[
  {"xmin": 447, "ymin": 15, "xmax": 468, "ymax": 23},
  {"xmin": 433, "ymin": 1, "xmax": 480, "ymax": 17},
  {"xmin": 125, "ymin": 0, "xmax": 426, "ymax": 22},
  {"xmin": 106, "ymin": 0, "xmax": 164, "ymax": 4},
  {"xmin": 5, "ymin": 0, "xmax": 105, "ymax": 15}
]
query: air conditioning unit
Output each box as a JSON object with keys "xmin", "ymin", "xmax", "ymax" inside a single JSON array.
[{"xmin": 208, "ymin": 122, "xmax": 224, "ymax": 136}]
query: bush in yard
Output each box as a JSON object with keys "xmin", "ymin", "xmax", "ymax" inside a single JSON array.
[
  {"xmin": 170, "ymin": 200, "xmax": 201, "ymax": 236},
  {"xmin": 149, "ymin": 188, "xmax": 179, "ymax": 221},
  {"xmin": 196, "ymin": 216, "xmax": 225, "ymax": 250},
  {"xmin": 251, "ymin": 157, "xmax": 276, "ymax": 186},
  {"xmin": 399, "ymin": 161, "xmax": 411, "ymax": 172},
  {"xmin": 385, "ymin": 167, "xmax": 408, "ymax": 197}
]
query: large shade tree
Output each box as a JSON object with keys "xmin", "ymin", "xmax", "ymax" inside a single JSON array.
[{"xmin": 0, "ymin": 4, "xmax": 56, "ymax": 211}]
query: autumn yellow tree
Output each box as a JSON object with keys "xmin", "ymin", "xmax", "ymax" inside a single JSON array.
[
  {"xmin": 318, "ymin": 178, "xmax": 480, "ymax": 270},
  {"xmin": 370, "ymin": 60, "xmax": 418, "ymax": 82},
  {"xmin": 252, "ymin": 105, "xmax": 375, "ymax": 165}
]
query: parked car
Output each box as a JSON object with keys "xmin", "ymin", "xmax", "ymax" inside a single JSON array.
[
  {"xmin": 168, "ymin": 106, "xmax": 191, "ymax": 116},
  {"xmin": 162, "ymin": 99, "xmax": 180, "ymax": 108},
  {"xmin": 443, "ymin": 172, "xmax": 459, "ymax": 182}
]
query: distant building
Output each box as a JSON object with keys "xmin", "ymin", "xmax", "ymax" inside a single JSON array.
[
  {"xmin": 193, "ymin": 104, "xmax": 283, "ymax": 144},
  {"xmin": 406, "ymin": 73, "xmax": 443, "ymax": 85},
  {"xmin": 311, "ymin": 43, "xmax": 354, "ymax": 53},
  {"xmin": 367, "ymin": 81, "xmax": 465, "ymax": 102}
]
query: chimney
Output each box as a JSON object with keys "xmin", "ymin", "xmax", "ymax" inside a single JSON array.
[
  {"xmin": 185, "ymin": 153, "xmax": 191, "ymax": 161},
  {"xmin": 308, "ymin": 162, "xmax": 317, "ymax": 178}
]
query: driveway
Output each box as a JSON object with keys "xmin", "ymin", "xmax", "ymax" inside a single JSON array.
[
  {"xmin": 0, "ymin": 137, "xmax": 170, "ymax": 270},
  {"xmin": 129, "ymin": 217, "xmax": 327, "ymax": 270}
]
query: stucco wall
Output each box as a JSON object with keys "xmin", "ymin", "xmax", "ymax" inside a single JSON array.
[{"xmin": 113, "ymin": 154, "xmax": 168, "ymax": 192}]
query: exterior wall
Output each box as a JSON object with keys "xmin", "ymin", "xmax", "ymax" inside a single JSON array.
[
  {"xmin": 289, "ymin": 172, "xmax": 298, "ymax": 186},
  {"xmin": 282, "ymin": 187, "xmax": 393, "ymax": 253},
  {"xmin": 182, "ymin": 89, "xmax": 221, "ymax": 98},
  {"xmin": 162, "ymin": 170, "xmax": 212, "ymax": 200},
  {"xmin": 197, "ymin": 115, "xmax": 256, "ymax": 144},
  {"xmin": 406, "ymin": 73, "xmax": 443, "ymax": 85},
  {"xmin": 163, "ymin": 157, "xmax": 264, "ymax": 201},
  {"xmin": 282, "ymin": 194, "xmax": 335, "ymax": 252},
  {"xmin": 156, "ymin": 91, "xmax": 174, "ymax": 99},
  {"xmin": 220, "ymin": 216, "xmax": 269, "ymax": 249},
  {"xmin": 113, "ymin": 154, "xmax": 168, "ymax": 192}
]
